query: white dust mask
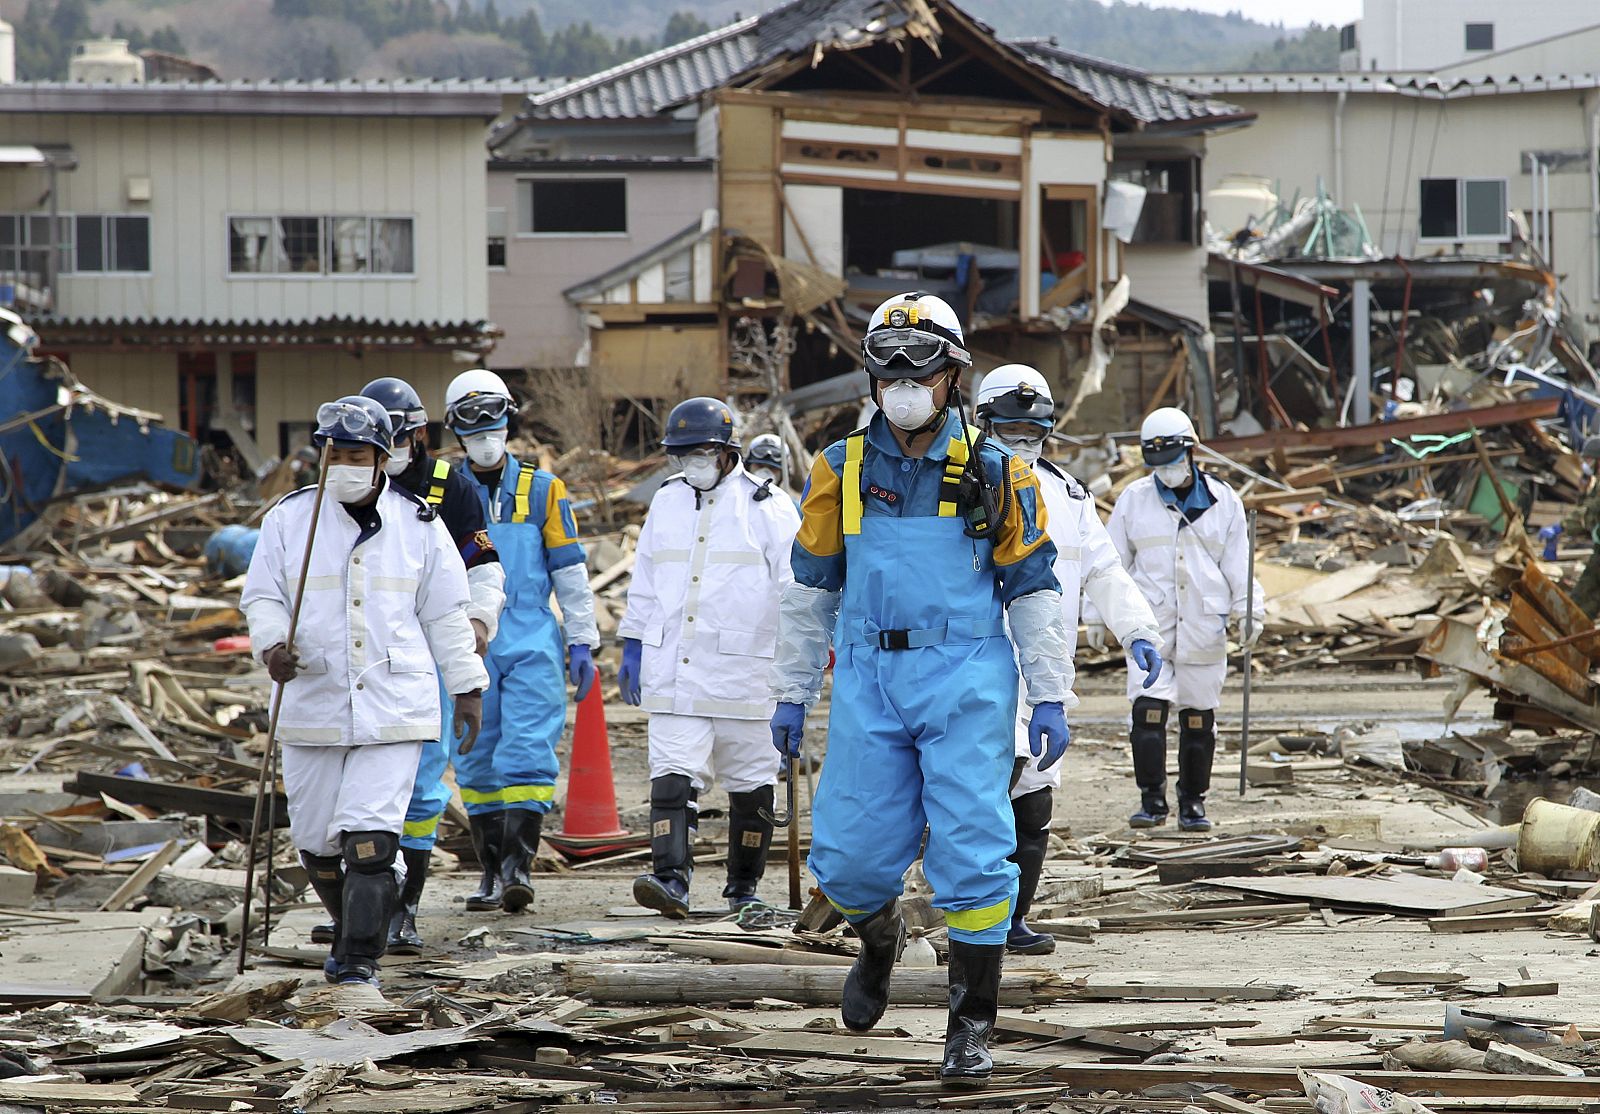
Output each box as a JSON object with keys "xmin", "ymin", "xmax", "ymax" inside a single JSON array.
[
  {"xmin": 462, "ymin": 430, "xmax": 507, "ymax": 469},
  {"xmin": 326, "ymin": 464, "xmax": 378, "ymax": 504},
  {"xmin": 1154, "ymin": 460, "xmax": 1193, "ymax": 489},
  {"xmin": 382, "ymin": 445, "xmax": 412, "ymax": 477},
  {"xmin": 880, "ymin": 380, "xmax": 938, "ymax": 431},
  {"xmin": 676, "ymin": 452, "xmax": 723, "ymax": 491}
]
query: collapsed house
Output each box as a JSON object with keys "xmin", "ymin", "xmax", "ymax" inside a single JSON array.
[{"xmin": 486, "ymin": 0, "xmax": 1256, "ymax": 447}]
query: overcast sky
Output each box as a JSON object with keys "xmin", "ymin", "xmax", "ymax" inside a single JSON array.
[{"xmin": 1141, "ymin": 0, "xmax": 1363, "ymax": 27}]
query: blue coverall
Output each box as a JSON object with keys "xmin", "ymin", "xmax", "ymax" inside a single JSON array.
[
  {"xmin": 792, "ymin": 410, "xmax": 1059, "ymax": 946},
  {"xmin": 396, "ymin": 455, "xmax": 500, "ymax": 852},
  {"xmin": 458, "ymin": 454, "xmax": 586, "ymax": 817}
]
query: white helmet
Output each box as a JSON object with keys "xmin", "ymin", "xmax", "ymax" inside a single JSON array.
[
  {"xmin": 745, "ymin": 432, "xmax": 786, "ymax": 475},
  {"xmin": 1139, "ymin": 406, "xmax": 1197, "ymax": 465},
  {"xmin": 976, "ymin": 364, "xmax": 1054, "ymax": 427},
  {"xmin": 445, "ymin": 368, "xmax": 517, "ymax": 432},
  {"xmin": 863, "ymin": 291, "xmax": 971, "ymax": 380}
]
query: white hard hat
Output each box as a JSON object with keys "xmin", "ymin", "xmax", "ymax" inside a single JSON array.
[
  {"xmin": 444, "ymin": 368, "xmax": 516, "ymax": 432},
  {"xmin": 976, "ymin": 364, "xmax": 1054, "ymax": 426},
  {"xmin": 862, "ymin": 291, "xmax": 970, "ymax": 380},
  {"xmin": 745, "ymin": 433, "xmax": 786, "ymax": 472},
  {"xmin": 1139, "ymin": 406, "xmax": 1197, "ymax": 465}
]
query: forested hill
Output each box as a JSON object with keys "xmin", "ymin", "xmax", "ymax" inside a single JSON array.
[{"xmin": 0, "ymin": 0, "xmax": 1340, "ymax": 83}]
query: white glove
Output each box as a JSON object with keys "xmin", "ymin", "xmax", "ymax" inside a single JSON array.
[
  {"xmin": 1233, "ymin": 615, "xmax": 1263, "ymax": 649},
  {"xmin": 1084, "ymin": 622, "xmax": 1108, "ymax": 651}
]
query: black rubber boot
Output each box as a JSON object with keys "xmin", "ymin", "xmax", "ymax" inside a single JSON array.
[
  {"xmin": 723, "ymin": 785, "xmax": 775, "ymax": 910},
  {"xmin": 498, "ymin": 810, "xmax": 543, "ymax": 914},
  {"xmin": 386, "ymin": 846, "xmax": 429, "ymax": 955},
  {"xmin": 1177, "ymin": 707, "xmax": 1216, "ymax": 832},
  {"xmin": 841, "ymin": 899, "xmax": 906, "ymax": 1032},
  {"xmin": 301, "ymin": 851, "xmax": 343, "ymax": 973},
  {"xmin": 465, "ymin": 812, "xmax": 504, "ymax": 912},
  {"xmin": 634, "ymin": 774, "xmax": 694, "ymax": 919},
  {"xmin": 1006, "ymin": 789, "xmax": 1055, "ymax": 955},
  {"xmin": 1128, "ymin": 696, "xmax": 1170, "ymax": 828},
  {"xmin": 337, "ymin": 831, "xmax": 398, "ymax": 986},
  {"xmin": 941, "ymin": 940, "xmax": 1003, "ymax": 1085}
]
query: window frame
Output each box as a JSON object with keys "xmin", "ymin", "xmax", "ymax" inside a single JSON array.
[
  {"xmin": 516, "ymin": 176, "xmax": 629, "ymax": 239},
  {"xmin": 1417, "ymin": 177, "xmax": 1510, "ymax": 243},
  {"xmin": 226, "ymin": 213, "xmax": 417, "ymax": 279},
  {"xmin": 487, "ymin": 205, "xmax": 508, "ymax": 269},
  {"xmin": 1464, "ymin": 22, "xmax": 1494, "ymax": 52},
  {"xmin": 0, "ymin": 212, "xmax": 152, "ymax": 277}
]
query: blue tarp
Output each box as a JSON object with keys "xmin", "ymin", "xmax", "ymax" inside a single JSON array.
[{"xmin": 1, "ymin": 324, "xmax": 203, "ymax": 546}]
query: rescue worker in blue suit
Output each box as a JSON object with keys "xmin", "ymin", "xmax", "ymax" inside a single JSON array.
[
  {"xmin": 443, "ymin": 369, "xmax": 600, "ymax": 915},
  {"xmin": 770, "ymin": 292, "xmax": 1074, "ymax": 1086},
  {"xmin": 362, "ymin": 377, "xmax": 504, "ymax": 952}
]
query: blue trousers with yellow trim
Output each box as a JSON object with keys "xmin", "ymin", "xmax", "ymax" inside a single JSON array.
[
  {"xmin": 455, "ymin": 613, "xmax": 564, "ymax": 816},
  {"xmin": 401, "ymin": 678, "xmax": 453, "ymax": 851},
  {"xmin": 806, "ymin": 636, "xmax": 1020, "ymax": 945}
]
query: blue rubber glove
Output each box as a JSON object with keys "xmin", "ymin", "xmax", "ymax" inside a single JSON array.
[
  {"xmin": 568, "ymin": 644, "xmax": 596, "ymax": 703},
  {"xmin": 771, "ymin": 701, "xmax": 806, "ymax": 757},
  {"xmin": 1129, "ymin": 638, "xmax": 1163, "ymax": 690},
  {"xmin": 1540, "ymin": 523, "xmax": 1563, "ymax": 560},
  {"xmin": 1028, "ymin": 701, "xmax": 1070, "ymax": 772},
  {"xmin": 618, "ymin": 638, "xmax": 642, "ymax": 706}
]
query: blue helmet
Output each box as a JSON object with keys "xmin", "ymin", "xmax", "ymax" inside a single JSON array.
[
  {"xmin": 661, "ymin": 397, "xmax": 736, "ymax": 450},
  {"xmin": 313, "ymin": 396, "xmax": 394, "ymax": 453},
  {"xmin": 360, "ymin": 377, "xmax": 428, "ymax": 435}
]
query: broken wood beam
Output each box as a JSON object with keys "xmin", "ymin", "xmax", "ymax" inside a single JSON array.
[
  {"xmin": 1042, "ymin": 1063, "xmax": 1600, "ymax": 1099},
  {"xmin": 64, "ymin": 772, "xmax": 288, "ymax": 827},
  {"xmin": 1210, "ymin": 397, "xmax": 1559, "ymax": 454}
]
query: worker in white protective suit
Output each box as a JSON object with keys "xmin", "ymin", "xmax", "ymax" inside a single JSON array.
[
  {"xmin": 1104, "ymin": 407, "xmax": 1264, "ymax": 833},
  {"xmin": 241, "ymin": 396, "xmax": 489, "ymax": 988},
  {"xmin": 976, "ymin": 365, "xmax": 1162, "ymax": 955},
  {"xmin": 618, "ymin": 397, "xmax": 801, "ymax": 918}
]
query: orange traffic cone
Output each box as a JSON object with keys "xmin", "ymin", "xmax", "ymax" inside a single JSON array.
[{"xmin": 545, "ymin": 682, "xmax": 648, "ymax": 860}]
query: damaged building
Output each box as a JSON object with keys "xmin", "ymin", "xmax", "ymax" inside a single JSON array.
[{"xmin": 486, "ymin": 0, "xmax": 1255, "ymax": 445}]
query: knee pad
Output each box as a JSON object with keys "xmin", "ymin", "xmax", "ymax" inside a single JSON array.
[
  {"xmin": 650, "ymin": 773, "xmax": 694, "ymax": 811},
  {"xmin": 728, "ymin": 786, "xmax": 775, "ymax": 819},
  {"xmin": 1131, "ymin": 696, "xmax": 1169, "ymax": 745},
  {"xmin": 342, "ymin": 830, "xmax": 399, "ymax": 874},
  {"xmin": 1010, "ymin": 788, "xmax": 1053, "ymax": 839},
  {"xmin": 1178, "ymin": 707, "xmax": 1215, "ymax": 742}
]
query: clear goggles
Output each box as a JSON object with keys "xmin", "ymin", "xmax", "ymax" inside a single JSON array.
[
  {"xmin": 387, "ymin": 406, "xmax": 427, "ymax": 434},
  {"xmin": 316, "ymin": 401, "xmax": 382, "ymax": 440},
  {"xmin": 1141, "ymin": 435, "xmax": 1194, "ymax": 466},
  {"xmin": 449, "ymin": 394, "xmax": 511, "ymax": 427},
  {"xmin": 668, "ymin": 446, "xmax": 722, "ymax": 461},
  {"xmin": 863, "ymin": 328, "xmax": 968, "ymax": 369}
]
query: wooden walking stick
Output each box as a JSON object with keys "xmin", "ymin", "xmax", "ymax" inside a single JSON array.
[{"xmin": 237, "ymin": 441, "xmax": 331, "ymax": 975}]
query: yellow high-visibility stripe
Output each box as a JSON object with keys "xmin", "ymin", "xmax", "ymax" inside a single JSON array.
[
  {"xmin": 459, "ymin": 787, "xmax": 503, "ymax": 805},
  {"xmin": 943, "ymin": 897, "xmax": 1011, "ymax": 933},
  {"xmin": 403, "ymin": 814, "xmax": 442, "ymax": 839},
  {"xmin": 501, "ymin": 783, "xmax": 556, "ymax": 804},
  {"xmin": 426, "ymin": 458, "xmax": 450, "ymax": 506},
  {"xmin": 825, "ymin": 894, "xmax": 867, "ymax": 917},
  {"xmin": 842, "ymin": 432, "xmax": 865, "ymax": 536},
  {"xmin": 511, "ymin": 467, "xmax": 535, "ymax": 523},
  {"xmin": 937, "ymin": 431, "xmax": 970, "ymax": 518}
]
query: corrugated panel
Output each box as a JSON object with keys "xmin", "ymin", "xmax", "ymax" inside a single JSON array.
[
  {"xmin": 533, "ymin": 19, "xmax": 763, "ymax": 121},
  {"xmin": 1010, "ymin": 40, "xmax": 1251, "ymax": 126}
]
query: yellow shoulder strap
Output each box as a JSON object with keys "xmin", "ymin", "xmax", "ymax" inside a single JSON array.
[
  {"xmin": 511, "ymin": 466, "xmax": 535, "ymax": 524},
  {"xmin": 842, "ymin": 431, "xmax": 866, "ymax": 536},
  {"xmin": 937, "ymin": 429, "xmax": 973, "ymax": 518},
  {"xmin": 426, "ymin": 457, "xmax": 450, "ymax": 506}
]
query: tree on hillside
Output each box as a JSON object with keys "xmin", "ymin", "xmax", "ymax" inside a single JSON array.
[{"xmin": 662, "ymin": 12, "xmax": 710, "ymax": 47}]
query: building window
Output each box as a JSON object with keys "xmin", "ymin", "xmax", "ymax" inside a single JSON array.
[
  {"xmin": 1339, "ymin": 23, "xmax": 1357, "ymax": 52},
  {"xmin": 0, "ymin": 213, "xmax": 146, "ymax": 274},
  {"xmin": 1109, "ymin": 157, "xmax": 1201, "ymax": 246},
  {"xmin": 519, "ymin": 178, "xmax": 626, "ymax": 235},
  {"xmin": 1465, "ymin": 22, "xmax": 1494, "ymax": 51},
  {"xmin": 487, "ymin": 207, "xmax": 507, "ymax": 267},
  {"xmin": 1419, "ymin": 178, "xmax": 1508, "ymax": 240},
  {"xmin": 229, "ymin": 215, "xmax": 414, "ymax": 275}
]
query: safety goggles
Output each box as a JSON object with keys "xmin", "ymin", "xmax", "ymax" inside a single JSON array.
[
  {"xmin": 449, "ymin": 394, "xmax": 511, "ymax": 427},
  {"xmin": 316, "ymin": 401, "xmax": 382, "ymax": 441},
  {"xmin": 863, "ymin": 328, "xmax": 970, "ymax": 370},
  {"xmin": 386, "ymin": 405, "xmax": 427, "ymax": 434},
  {"xmin": 668, "ymin": 446, "xmax": 721, "ymax": 462},
  {"xmin": 1140, "ymin": 434, "xmax": 1194, "ymax": 466}
]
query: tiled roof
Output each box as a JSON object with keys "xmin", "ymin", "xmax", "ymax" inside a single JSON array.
[
  {"xmin": 523, "ymin": 0, "xmax": 1251, "ymax": 131},
  {"xmin": 529, "ymin": 17, "xmax": 761, "ymax": 121},
  {"xmin": 30, "ymin": 316, "xmax": 500, "ymax": 352},
  {"xmin": 1008, "ymin": 40, "xmax": 1253, "ymax": 128}
]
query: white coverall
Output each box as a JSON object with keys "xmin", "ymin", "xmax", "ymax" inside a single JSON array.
[
  {"xmin": 1011, "ymin": 460, "xmax": 1160, "ymax": 798},
  {"xmin": 241, "ymin": 481, "xmax": 490, "ymax": 856},
  {"xmin": 619, "ymin": 464, "xmax": 801, "ymax": 793},
  {"xmin": 1104, "ymin": 472, "xmax": 1263, "ymax": 711}
]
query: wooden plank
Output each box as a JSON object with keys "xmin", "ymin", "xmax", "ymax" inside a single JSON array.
[
  {"xmin": 99, "ymin": 838, "xmax": 181, "ymax": 912},
  {"xmin": 1202, "ymin": 873, "xmax": 1540, "ymax": 917},
  {"xmin": 1094, "ymin": 903, "xmax": 1311, "ymax": 928},
  {"xmin": 1428, "ymin": 910, "xmax": 1553, "ymax": 933},
  {"xmin": 1043, "ymin": 1063, "xmax": 1600, "ymax": 1099},
  {"xmin": 108, "ymin": 696, "xmax": 178, "ymax": 762},
  {"xmin": 1209, "ymin": 397, "xmax": 1560, "ymax": 454},
  {"xmin": 65, "ymin": 772, "xmax": 288, "ymax": 826}
]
